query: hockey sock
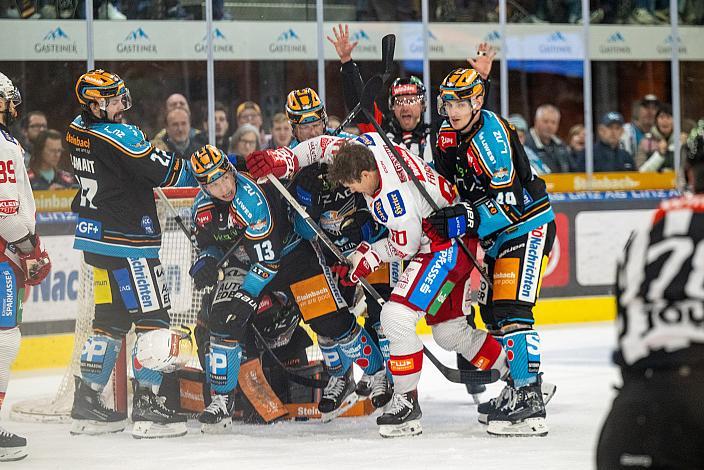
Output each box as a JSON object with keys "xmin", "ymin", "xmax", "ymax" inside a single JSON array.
[
  {"xmin": 370, "ymin": 321, "xmax": 392, "ymax": 381},
  {"xmin": 79, "ymin": 334, "xmax": 121, "ymax": 390},
  {"xmin": 388, "ymin": 349, "xmax": 423, "ymax": 394},
  {"xmin": 208, "ymin": 338, "xmax": 242, "ymax": 395},
  {"xmin": 337, "ymin": 323, "xmax": 384, "ymax": 375},
  {"xmin": 0, "ymin": 328, "xmax": 20, "ymax": 408},
  {"xmin": 503, "ymin": 330, "xmax": 541, "ymax": 388},
  {"xmin": 318, "ymin": 335, "xmax": 352, "ymax": 378}
]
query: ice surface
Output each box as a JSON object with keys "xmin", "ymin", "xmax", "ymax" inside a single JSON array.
[{"xmin": 3, "ymin": 322, "xmax": 619, "ymax": 470}]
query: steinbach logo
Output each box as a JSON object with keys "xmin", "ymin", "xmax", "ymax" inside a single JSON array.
[
  {"xmin": 540, "ymin": 31, "xmax": 572, "ymax": 54},
  {"xmin": 270, "ymin": 28, "xmax": 306, "ymax": 54},
  {"xmin": 35, "ymin": 26, "xmax": 77, "ymax": 54},
  {"xmin": 118, "ymin": 27, "xmax": 157, "ymax": 54},
  {"xmin": 410, "ymin": 30, "xmax": 444, "ymax": 54},
  {"xmin": 195, "ymin": 28, "xmax": 234, "ymax": 53},
  {"xmin": 600, "ymin": 31, "xmax": 631, "ymax": 54}
]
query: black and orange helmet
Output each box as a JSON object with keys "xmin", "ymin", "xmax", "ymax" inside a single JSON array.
[
  {"xmin": 190, "ymin": 145, "xmax": 233, "ymax": 186},
  {"xmin": 75, "ymin": 69, "xmax": 131, "ymax": 110},
  {"xmin": 285, "ymin": 88, "xmax": 327, "ymax": 126},
  {"xmin": 437, "ymin": 68, "xmax": 484, "ymax": 116}
]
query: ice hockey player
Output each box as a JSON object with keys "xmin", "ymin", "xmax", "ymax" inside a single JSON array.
[
  {"xmin": 188, "ymin": 144, "xmax": 388, "ymax": 427},
  {"xmin": 285, "ymin": 87, "xmax": 355, "ymax": 147},
  {"xmin": 66, "ymin": 70, "xmax": 195, "ymax": 439},
  {"xmin": 0, "ymin": 72, "xmax": 51, "ymax": 461},
  {"xmin": 596, "ymin": 120, "xmax": 704, "ymax": 469},
  {"xmin": 291, "ymin": 159, "xmax": 394, "ymax": 407},
  {"xmin": 328, "ymin": 23, "xmax": 496, "ymax": 166},
  {"xmin": 426, "ymin": 67, "xmax": 556, "ymax": 436},
  {"xmin": 246, "ymin": 132, "xmax": 508, "ymax": 438}
]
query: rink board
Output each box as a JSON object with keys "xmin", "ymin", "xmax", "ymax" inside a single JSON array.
[{"xmin": 12, "ymin": 295, "xmax": 615, "ymax": 371}]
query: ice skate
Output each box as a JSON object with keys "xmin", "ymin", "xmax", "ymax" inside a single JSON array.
[
  {"xmin": 0, "ymin": 427, "xmax": 27, "ymax": 462},
  {"xmin": 70, "ymin": 376, "xmax": 127, "ymax": 435},
  {"xmin": 131, "ymin": 383, "xmax": 187, "ymax": 439},
  {"xmin": 199, "ymin": 392, "xmax": 235, "ymax": 434},
  {"xmin": 478, "ymin": 377, "xmax": 556, "ymax": 425},
  {"xmin": 486, "ymin": 380, "xmax": 548, "ymax": 437},
  {"xmin": 318, "ymin": 368, "xmax": 358, "ymax": 423},
  {"xmin": 377, "ymin": 389, "xmax": 422, "ymax": 438}
]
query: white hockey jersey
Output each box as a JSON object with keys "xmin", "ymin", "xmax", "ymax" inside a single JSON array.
[
  {"xmin": 289, "ymin": 132, "xmax": 458, "ymax": 262},
  {"xmin": 0, "ymin": 124, "xmax": 36, "ymax": 268}
]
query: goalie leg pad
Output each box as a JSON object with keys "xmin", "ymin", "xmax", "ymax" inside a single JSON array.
[
  {"xmin": 79, "ymin": 334, "xmax": 121, "ymax": 389},
  {"xmin": 208, "ymin": 338, "xmax": 242, "ymax": 394}
]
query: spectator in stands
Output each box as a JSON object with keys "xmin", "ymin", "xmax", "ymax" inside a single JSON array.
[
  {"xmin": 525, "ymin": 104, "xmax": 574, "ymax": 173},
  {"xmin": 265, "ymin": 112, "xmax": 293, "ymax": 149},
  {"xmin": 628, "ymin": 0, "xmax": 665, "ymax": 24},
  {"xmin": 201, "ymin": 101, "xmax": 230, "ymax": 150},
  {"xmin": 153, "ymin": 93, "xmax": 192, "ymax": 142},
  {"xmin": 590, "ymin": 112, "xmax": 635, "ymax": 172},
  {"xmin": 567, "ymin": 124, "xmax": 585, "ymax": 169},
  {"xmin": 638, "ymin": 104, "xmax": 676, "ymax": 172},
  {"xmin": 508, "ymin": 114, "xmax": 551, "ymax": 175},
  {"xmin": 17, "ymin": 110, "xmax": 47, "ymax": 162},
  {"xmin": 621, "ymin": 94, "xmax": 659, "ymax": 157},
  {"xmin": 228, "ymin": 123, "xmax": 260, "ymax": 170},
  {"xmin": 152, "ymin": 107, "xmax": 205, "ymax": 159},
  {"xmin": 27, "ymin": 129, "xmax": 77, "ymax": 190}
]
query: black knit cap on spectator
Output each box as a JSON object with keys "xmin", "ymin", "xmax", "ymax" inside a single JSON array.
[{"xmin": 600, "ymin": 112, "xmax": 624, "ymax": 126}]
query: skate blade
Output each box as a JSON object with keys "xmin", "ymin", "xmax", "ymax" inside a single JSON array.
[
  {"xmin": 320, "ymin": 393, "xmax": 359, "ymax": 423},
  {"xmin": 131, "ymin": 421, "xmax": 187, "ymax": 439},
  {"xmin": 542, "ymin": 382, "xmax": 557, "ymax": 405},
  {"xmin": 200, "ymin": 418, "xmax": 233, "ymax": 434},
  {"xmin": 0, "ymin": 446, "xmax": 28, "ymax": 462},
  {"xmin": 70, "ymin": 419, "xmax": 126, "ymax": 436},
  {"xmin": 486, "ymin": 417, "xmax": 548, "ymax": 437},
  {"xmin": 379, "ymin": 419, "xmax": 422, "ymax": 438}
]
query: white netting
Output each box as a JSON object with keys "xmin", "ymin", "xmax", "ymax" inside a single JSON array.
[{"xmin": 11, "ymin": 189, "xmax": 204, "ymax": 423}]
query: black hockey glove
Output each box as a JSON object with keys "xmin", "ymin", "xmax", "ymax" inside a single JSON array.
[
  {"xmin": 189, "ymin": 252, "xmax": 220, "ymax": 290},
  {"xmin": 427, "ymin": 202, "xmax": 478, "ymax": 240},
  {"xmin": 294, "ymin": 166, "xmax": 326, "ymax": 220},
  {"xmin": 340, "ymin": 209, "xmax": 378, "ymax": 245},
  {"xmin": 222, "ymin": 290, "xmax": 260, "ymax": 338}
]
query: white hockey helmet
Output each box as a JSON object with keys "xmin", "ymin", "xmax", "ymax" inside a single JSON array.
[
  {"xmin": 133, "ymin": 328, "xmax": 193, "ymax": 373},
  {"xmin": 0, "ymin": 72, "xmax": 21, "ymax": 106}
]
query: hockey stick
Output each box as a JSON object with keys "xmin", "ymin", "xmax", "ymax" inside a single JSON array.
[
  {"xmin": 266, "ymin": 175, "xmax": 498, "ymax": 386},
  {"xmin": 251, "ymin": 324, "xmax": 329, "ymax": 389},
  {"xmin": 330, "ymin": 34, "xmax": 396, "ymax": 136},
  {"xmin": 154, "ymin": 187, "xmax": 242, "ymax": 279},
  {"xmin": 356, "ymin": 76, "xmax": 493, "ymax": 288}
]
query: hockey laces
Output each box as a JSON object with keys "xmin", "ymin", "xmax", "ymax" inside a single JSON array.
[
  {"xmin": 0, "ymin": 427, "xmax": 15, "ymax": 438},
  {"xmin": 204, "ymin": 394, "xmax": 229, "ymax": 414},
  {"xmin": 498, "ymin": 385, "xmax": 518, "ymax": 412},
  {"xmin": 387, "ymin": 393, "xmax": 413, "ymax": 415},
  {"xmin": 323, "ymin": 375, "xmax": 347, "ymax": 399},
  {"xmin": 370, "ymin": 372, "xmax": 389, "ymax": 398},
  {"xmin": 491, "ymin": 383, "xmax": 514, "ymax": 408}
]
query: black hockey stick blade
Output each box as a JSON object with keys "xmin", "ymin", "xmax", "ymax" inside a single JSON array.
[
  {"xmin": 381, "ymin": 34, "xmax": 396, "ymax": 82},
  {"xmin": 251, "ymin": 324, "xmax": 329, "ymax": 389},
  {"xmin": 360, "ymin": 74, "xmax": 384, "ymax": 117},
  {"xmin": 423, "ymin": 347, "xmax": 500, "ymax": 385}
]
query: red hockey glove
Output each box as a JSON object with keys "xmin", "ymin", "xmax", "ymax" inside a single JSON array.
[
  {"xmin": 17, "ymin": 234, "xmax": 51, "ymax": 286},
  {"xmin": 246, "ymin": 148, "xmax": 298, "ymax": 179},
  {"xmin": 332, "ymin": 242, "xmax": 382, "ymax": 286}
]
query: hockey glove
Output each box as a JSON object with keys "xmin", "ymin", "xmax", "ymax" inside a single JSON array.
[
  {"xmin": 189, "ymin": 251, "xmax": 220, "ymax": 290},
  {"xmin": 331, "ymin": 242, "xmax": 382, "ymax": 286},
  {"xmin": 246, "ymin": 148, "xmax": 298, "ymax": 179},
  {"xmin": 294, "ymin": 167, "xmax": 325, "ymax": 220},
  {"xmin": 426, "ymin": 202, "xmax": 478, "ymax": 240},
  {"xmin": 14, "ymin": 234, "xmax": 51, "ymax": 286},
  {"xmin": 222, "ymin": 290, "xmax": 259, "ymax": 338},
  {"xmin": 340, "ymin": 209, "xmax": 377, "ymax": 245}
]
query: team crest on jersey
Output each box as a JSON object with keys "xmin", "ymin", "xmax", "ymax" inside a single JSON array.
[
  {"xmin": 438, "ymin": 131, "xmax": 456, "ymax": 151},
  {"xmin": 373, "ymin": 199, "xmax": 388, "ymax": 223},
  {"xmin": 387, "ymin": 190, "xmax": 406, "ymax": 217},
  {"xmin": 141, "ymin": 215, "xmax": 154, "ymax": 234}
]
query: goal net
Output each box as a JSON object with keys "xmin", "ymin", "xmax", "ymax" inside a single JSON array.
[{"xmin": 11, "ymin": 188, "xmax": 214, "ymax": 422}]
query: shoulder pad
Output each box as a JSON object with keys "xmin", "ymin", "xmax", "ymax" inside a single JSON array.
[{"xmin": 89, "ymin": 122, "xmax": 152, "ymax": 156}]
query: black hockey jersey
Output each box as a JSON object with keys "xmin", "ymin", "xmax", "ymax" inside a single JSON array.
[
  {"xmin": 66, "ymin": 114, "xmax": 195, "ymax": 259},
  {"xmin": 615, "ymin": 194, "xmax": 704, "ymax": 370}
]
